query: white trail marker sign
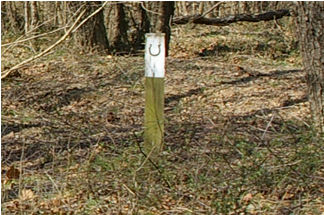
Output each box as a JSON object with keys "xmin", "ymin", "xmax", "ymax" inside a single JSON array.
[{"xmin": 144, "ymin": 33, "xmax": 165, "ymax": 157}]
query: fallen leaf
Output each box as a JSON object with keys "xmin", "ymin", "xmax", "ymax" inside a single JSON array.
[
  {"xmin": 5, "ymin": 165, "xmax": 20, "ymax": 180},
  {"xmin": 242, "ymin": 193, "xmax": 253, "ymax": 202},
  {"xmin": 5, "ymin": 131, "xmax": 15, "ymax": 138},
  {"xmin": 282, "ymin": 192, "xmax": 294, "ymax": 200},
  {"xmin": 319, "ymin": 187, "xmax": 324, "ymax": 193},
  {"xmin": 20, "ymin": 189, "xmax": 35, "ymax": 200}
]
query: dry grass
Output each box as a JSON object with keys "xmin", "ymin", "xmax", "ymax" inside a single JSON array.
[{"xmin": 2, "ymin": 17, "xmax": 323, "ymax": 214}]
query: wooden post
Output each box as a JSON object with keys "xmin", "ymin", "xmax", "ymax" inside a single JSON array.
[{"xmin": 144, "ymin": 33, "xmax": 165, "ymax": 157}]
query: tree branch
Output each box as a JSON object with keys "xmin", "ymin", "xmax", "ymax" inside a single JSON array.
[
  {"xmin": 172, "ymin": 9, "xmax": 291, "ymax": 26},
  {"xmin": 1, "ymin": 2, "xmax": 108, "ymax": 79},
  {"xmin": 200, "ymin": 1, "xmax": 225, "ymax": 18}
]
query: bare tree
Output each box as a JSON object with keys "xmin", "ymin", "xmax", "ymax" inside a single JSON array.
[
  {"xmin": 129, "ymin": 3, "xmax": 151, "ymax": 50},
  {"xmin": 24, "ymin": 1, "xmax": 30, "ymax": 34},
  {"xmin": 2, "ymin": 2, "xmax": 23, "ymax": 34},
  {"xmin": 68, "ymin": 1, "xmax": 109, "ymax": 54},
  {"xmin": 58, "ymin": 2, "xmax": 68, "ymax": 30},
  {"xmin": 156, "ymin": 1, "xmax": 175, "ymax": 56},
  {"xmin": 30, "ymin": 1, "xmax": 39, "ymax": 30},
  {"xmin": 296, "ymin": 2, "xmax": 324, "ymax": 135},
  {"xmin": 109, "ymin": 3, "xmax": 129, "ymax": 53},
  {"xmin": 181, "ymin": 2, "xmax": 188, "ymax": 16},
  {"xmin": 198, "ymin": 2, "xmax": 204, "ymax": 15}
]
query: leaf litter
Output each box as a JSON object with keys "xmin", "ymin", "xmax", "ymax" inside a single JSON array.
[{"xmin": 2, "ymin": 20, "xmax": 323, "ymax": 214}]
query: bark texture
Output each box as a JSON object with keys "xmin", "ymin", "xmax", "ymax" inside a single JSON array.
[
  {"xmin": 30, "ymin": 1, "xmax": 39, "ymax": 29},
  {"xmin": 4, "ymin": 2, "xmax": 23, "ymax": 33},
  {"xmin": 156, "ymin": 1, "xmax": 175, "ymax": 56},
  {"xmin": 109, "ymin": 3, "xmax": 129, "ymax": 53},
  {"xmin": 130, "ymin": 3, "xmax": 150, "ymax": 50},
  {"xmin": 296, "ymin": 2, "xmax": 324, "ymax": 134},
  {"xmin": 69, "ymin": 1, "xmax": 109, "ymax": 54},
  {"xmin": 24, "ymin": 2, "xmax": 30, "ymax": 34}
]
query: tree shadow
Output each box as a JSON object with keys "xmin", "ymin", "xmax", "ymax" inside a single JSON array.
[
  {"xmin": 165, "ymin": 88, "xmax": 204, "ymax": 105},
  {"xmin": 220, "ymin": 69, "xmax": 303, "ymax": 85},
  {"xmin": 164, "ymin": 94, "xmax": 309, "ymax": 156},
  {"xmin": 1, "ymin": 122, "xmax": 44, "ymax": 136},
  {"xmin": 198, "ymin": 43, "xmax": 240, "ymax": 57}
]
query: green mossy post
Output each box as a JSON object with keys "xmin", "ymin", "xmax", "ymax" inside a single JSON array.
[{"xmin": 144, "ymin": 33, "xmax": 165, "ymax": 158}]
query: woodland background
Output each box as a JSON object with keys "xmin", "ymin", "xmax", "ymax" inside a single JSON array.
[{"xmin": 1, "ymin": 1, "xmax": 324, "ymax": 214}]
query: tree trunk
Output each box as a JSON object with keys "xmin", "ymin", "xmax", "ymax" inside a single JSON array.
[
  {"xmin": 53, "ymin": 2, "xmax": 59, "ymax": 26},
  {"xmin": 253, "ymin": 1, "xmax": 262, "ymax": 13},
  {"xmin": 181, "ymin": 2, "xmax": 188, "ymax": 16},
  {"xmin": 241, "ymin": 2, "xmax": 251, "ymax": 14},
  {"xmin": 191, "ymin": 2, "xmax": 197, "ymax": 14},
  {"xmin": 69, "ymin": 1, "xmax": 109, "ymax": 54},
  {"xmin": 156, "ymin": 1, "xmax": 175, "ymax": 56},
  {"xmin": 129, "ymin": 3, "xmax": 150, "ymax": 51},
  {"xmin": 213, "ymin": 1, "xmax": 222, "ymax": 17},
  {"xmin": 198, "ymin": 2, "xmax": 204, "ymax": 15},
  {"xmin": 296, "ymin": 2, "xmax": 324, "ymax": 135},
  {"xmin": 109, "ymin": 3, "xmax": 129, "ymax": 53},
  {"xmin": 233, "ymin": 2, "xmax": 240, "ymax": 15},
  {"xmin": 30, "ymin": 1, "xmax": 39, "ymax": 30},
  {"xmin": 5, "ymin": 2, "xmax": 23, "ymax": 33},
  {"xmin": 24, "ymin": 1, "xmax": 31, "ymax": 34},
  {"xmin": 206, "ymin": 2, "xmax": 215, "ymax": 18},
  {"xmin": 61, "ymin": 2, "xmax": 68, "ymax": 32}
]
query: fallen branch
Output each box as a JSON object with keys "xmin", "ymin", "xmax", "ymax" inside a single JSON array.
[
  {"xmin": 1, "ymin": 2, "xmax": 108, "ymax": 79},
  {"xmin": 172, "ymin": 9, "xmax": 290, "ymax": 26}
]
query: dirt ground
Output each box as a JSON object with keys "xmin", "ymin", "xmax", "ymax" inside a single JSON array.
[{"xmin": 2, "ymin": 20, "xmax": 323, "ymax": 214}]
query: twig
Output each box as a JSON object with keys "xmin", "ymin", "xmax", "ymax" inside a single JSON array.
[
  {"xmin": 140, "ymin": 2, "xmax": 162, "ymax": 16},
  {"xmin": 122, "ymin": 183, "xmax": 136, "ymax": 196},
  {"xmin": 262, "ymin": 114, "xmax": 275, "ymax": 140},
  {"xmin": 18, "ymin": 140, "xmax": 26, "ymax": 204},
  {"xmin": 1, "ymin": 26, "xmax": 68, "ymax": 48},
  {"xmin": 201, "ymin": 1, "xmax": 225, "ymax": 17},
  {"xmin": 136, "ymin": 142, "xmax": 157, "ymax": 172},
  {"xmin": 72, "ymin": 1, "xmax": 108, "ymax": 33},
  {"xmin": 135, "ymin": 140, "xmax": 172, "ymax": 189},
  {"xmin": 1, "ymin": 6, "xmax": 84, "ymax": 56},
  {"xmin": 2, "ymin": 2, "xmax": 108, "ymax": 79},
  {"xmin": 1, "ymin": 34, "xmax": 25, "ymax": 55},
  {"xmin": 274, "ymin": 18, "xmax": 283, "ymax": 32},
  {"xmin": 45, "ymin": 171, "xmax": 62, "ymax": 195},
  {"xmin": 1, "ymin": 9, "xmax": 86, "ymax": 79},
  {"xmin": 24, "ymin": 13, "xmax": 63, "ymax": 37}
]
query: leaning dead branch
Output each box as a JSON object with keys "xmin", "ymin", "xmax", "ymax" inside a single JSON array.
[{"xmin": 172, "ymin": 9, "xmax": 290, "ymax": 26}]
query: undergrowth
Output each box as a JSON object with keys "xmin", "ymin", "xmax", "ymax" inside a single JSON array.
[{"xmin": 2, "ymin": 16, "xmax": 323, "ymax": 214}]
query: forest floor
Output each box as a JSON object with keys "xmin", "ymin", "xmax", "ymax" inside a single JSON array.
[{"xmin": 2, "ymin": 17, "xmax": 324, "ymax": 214}]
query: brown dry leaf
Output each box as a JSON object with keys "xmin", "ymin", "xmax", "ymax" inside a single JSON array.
[
  {"xmin": 5, "ymin": 165, "xmax": 20, "ymax": 180},
  {"xmin": 282, "ymin": 192, "xmax": 294, "ymax": 200},
  {"xmin": 5, "ymin": 131, "xmax": 15, "ymax": 138},
  {"xmin": 6, "ymin": 200, "xmax": 20, "ymax": 211},
  {"xmin": 319, "ymin": 187, "xmax": 324, "ymax": 193},
  {"xmin": 106, "ymin": 111, "xmax": 119, "ymax": 122},
  {"xmin": 242, "ymin": 193, "xmax": 253, "ymax": 203},
  {"xmin": 20, "ymin": 189, "xmax": 35, "ymax": 200},
  {"xmin": 52, "ymin": 198, "xmax": 62, "ymax": 207}
]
